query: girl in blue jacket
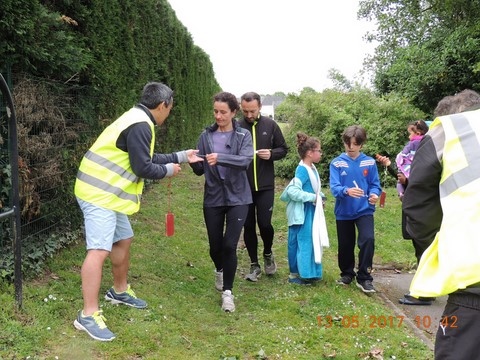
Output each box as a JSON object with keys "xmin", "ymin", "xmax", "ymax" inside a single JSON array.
[{"xmin": 281, "ymin": 132, "xmax": 328, "ymax": 284}]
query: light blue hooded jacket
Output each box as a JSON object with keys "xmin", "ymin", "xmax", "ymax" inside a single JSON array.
[{"xmin": 280, "ymin": 177, "xmax": 316, "ymax": 226}]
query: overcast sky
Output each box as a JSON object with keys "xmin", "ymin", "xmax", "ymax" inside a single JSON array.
[{"xmin": 167, "ymin": 0, "xmax": 377, "ymax": 97}]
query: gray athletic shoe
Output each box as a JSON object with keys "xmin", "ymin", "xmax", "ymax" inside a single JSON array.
[
  {"xmin": 73, "ymin": 310, "xmax": 115, "ymax": 342},
  {"xmin": 336, "ymin": 275, "xmax": 354, "ymax": 285},
  {"xmin": 245, "ymin": 263, "xmax": 261, "ymax": 282},
  {"xmin": 356, "ymin": 280, "xmax": 376, "ymax": 293},
  {"xmin": 263, "ymin": 253, "xmax": 277, "ymax": 275},
  {"xmin": 105, "ymin": 284, "xmax": 147, "ymax": 309},
  {"xmin": 215, "ymin": 270, "xmax": 223, "ymax": 291}
]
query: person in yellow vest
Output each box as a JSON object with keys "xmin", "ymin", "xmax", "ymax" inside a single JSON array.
[
  {"xmin": 73, "ymin": 82, "xmax": 202, "ymax": 341},
  {"xmin": 403, "ymin": 89, "xmax": 480, "ymax": 359}
]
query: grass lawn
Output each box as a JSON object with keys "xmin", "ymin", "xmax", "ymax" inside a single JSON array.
[{"xmin": 0, "ymin": 169, "xmax": 433, "ymax": 359}]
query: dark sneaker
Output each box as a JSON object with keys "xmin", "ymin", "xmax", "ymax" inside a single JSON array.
[
  {"xmin": 263, "ymin": 253, "xmax": 277, "ymax": 275},
  {"xmin": 245, "ymin": 263, "xmax": 261, "ymax": 282},
  {"xmin": 221, "ymin": 290, "xmax": 235, "ymax": 312},
  {"xmin": 215, "ymin": 270, "xmax": 223, "ymax": 291},
  {"xmin": 288, "ymin": 277, "xmax": 311, "ymax": 285},
  {"xmin": 73, "ymin": 310, "xmax": 115, "ymax": 342},
  {"xmin": 105, "ymin": 284, "xmax": 147, "ymax": 308},
  {"xmin": 336, "ymin": 275, "xmax": 353, "ymax": 285},
  {"xmin": 356, "ymin": 280, "xmax": 376, "ymax": 293}
]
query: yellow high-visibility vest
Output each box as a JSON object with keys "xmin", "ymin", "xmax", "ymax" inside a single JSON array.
[
  {"xmin": 410, "ymin": 109, "xmax": 480, "ymax": 297},
  {"xmin": 74, "ymin": 108, "xmax": 155, "ymax": 215}
]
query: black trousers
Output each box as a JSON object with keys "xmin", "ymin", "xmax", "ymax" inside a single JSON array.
[
  {"xmin": 435, "ymin": 292, "xmax": 480, "ymax": 359},
  {"xmin": 335, "ymin": 215, "xmax": 375, "ymax": 282},
  {"xmin": 203, "ymin": 205, "xmax": 248, "ymax": 291},
  {"xmin": 243, "ymin": 189, "xmax": 274, "ymax": 264},
  {"xmin": 402, "ymin": 210, "xmax": 429, "ymax": 265}
]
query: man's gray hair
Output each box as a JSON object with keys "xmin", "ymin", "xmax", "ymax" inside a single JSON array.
[
  {"xmin": 140, "ymin": 82, "xmax": 174, "ymax": 109},
  {"xmin": 434, "ymin": 89, "xmax": 480, "ymax": 117}
]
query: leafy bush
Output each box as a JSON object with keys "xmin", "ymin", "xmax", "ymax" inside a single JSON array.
[{"xmin": 275, "ymin": 88, "xmax": 425, "ymax": 186}]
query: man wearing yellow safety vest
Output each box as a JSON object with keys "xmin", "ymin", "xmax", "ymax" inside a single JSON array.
[
  {"xmin": 403, "ymin": 89, "xmax": 480, "ymax": 359},
  {"xmin": 238, "ymin": 92, "xmax": 288, "ymax": 282},
  {"xmin": 73, "ymin": 82, "xmax": 203, "ymax": 341}
]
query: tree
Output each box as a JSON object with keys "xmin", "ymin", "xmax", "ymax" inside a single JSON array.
[{"xmin": 358, "ymin": 0, "xmax": 480, "ymax": 114}]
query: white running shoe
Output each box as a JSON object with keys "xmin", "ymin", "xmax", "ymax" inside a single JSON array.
[{"xmin": 221, "ymin": 290, "xmax": 235, "ymax": 312}]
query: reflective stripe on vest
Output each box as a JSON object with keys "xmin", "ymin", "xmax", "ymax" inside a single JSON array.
[
  {"xmin": 410, "ymin": 110, "xmax": 480, "ymax": 297},
  {"xmin": 440, "ymin": 113, "xmax": 480, "ymax": 197},
  {"xmin": 74, "ymin": 108, "xmax": 154, "ymax": 214}
]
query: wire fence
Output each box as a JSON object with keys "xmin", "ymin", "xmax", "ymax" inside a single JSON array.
[{"xmin": 0, "ymin": 67, "xmax": 95, "ymax": 282}]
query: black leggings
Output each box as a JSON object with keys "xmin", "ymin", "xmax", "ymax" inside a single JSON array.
[
  {"xmin": 203, "ymin": 205, "xmax": 248, "ymax": 291},
  {"xmin": 243, "ymin": 189, "xmax": 274, "ymax": 263}
]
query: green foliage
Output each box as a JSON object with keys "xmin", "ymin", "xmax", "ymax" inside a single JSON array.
[
  {"xmin": 328, "ymin": 68, "xmax": 354, "ymax": 92},
  {"xmin": 0, "ymin": 0, "xmax": 91, "ymax": 76},
  {"xmin": 0, "ymin": 0, "xmax": 220, "ymax": 150},
  {"xmin": 0, "ymin": 228, "xmax": 81, "ymax": 281},
  {"xmin": 0, "ymin": 164, "xmax": 12, "ymax": 209},
  {"xmin": 275, "ymin": 88, "xmax": 425, "ymax": 184},
  {"xmin": 0, "ymin": 0, "xmax": 220, "ymax": 273},
  {"xmin": 359, "ymin": 0, "xmax": 480, "ymax": 114},
  {"xmin": 374, "ymin": 24, "xmax": 480, "ymax": 113}
]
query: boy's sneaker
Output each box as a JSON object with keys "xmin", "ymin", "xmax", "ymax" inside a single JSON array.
[
  {"xmin": 105, "ymin": 284, "xmax": 147, "ymax": 308},
  {"xmin": 215, "ymin": 270, "xmax": 223, "ymax": 291},
  {"xmin": 245, "ymin": 263, "xmax": 261, "ymax": 282},
  {"xmin": 73, "ymin": 310, "xmax": 115, "ymax": 342},
  {"xmin": 336, "ymin": 275, "xmax": 353, "ymax": 285},
  {"xmin": 221, "ymin": 290, "xmax": 235, "ymax": 312},
  {"xmin": 356, "ymin": 280, "xmax": 376, "ymax": 293},
  {"xmin": 263, "ymin": 253, "xmax": 277, "ymax": 275}
]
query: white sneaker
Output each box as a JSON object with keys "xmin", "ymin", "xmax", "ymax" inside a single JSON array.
[
  {"xmin": 221, "ymin": 290, "xmax": 235, "ymax": 312},
  {"xmin": 215, "ymin": 270, "xmax": 223, "ymax": 291}
]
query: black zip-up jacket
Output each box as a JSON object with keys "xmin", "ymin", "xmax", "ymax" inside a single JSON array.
[
  {"xmin": 190, "ymin": 120, "xmax": 254, "ymax": 207},
  {"xmin": 238, "ymin": 115, "xmax": 288, "ymax": 191}
]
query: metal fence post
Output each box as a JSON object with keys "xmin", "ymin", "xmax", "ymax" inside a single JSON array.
[{"xmin": 0, "ymin": 72, "xmax": 22, "ymax": 308}]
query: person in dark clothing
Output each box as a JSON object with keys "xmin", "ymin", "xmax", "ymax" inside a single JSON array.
[
  {"xmin": 402, "ymin": 89, "xmax": 480, "ymax": 359},
  {"xmin": 190, "ymin": 91, "xmax": 253, "ymax": 312},
  {"xmin": 238, "ymin": 92, "xmax": 288, "ymax": 282},
  {"xmin": 376, "ymin": 153, "xmax": 434, "ymax": 305},
  {"xmin": 378, "ymin": 92, "xmax": 480, "ymax": 307}
]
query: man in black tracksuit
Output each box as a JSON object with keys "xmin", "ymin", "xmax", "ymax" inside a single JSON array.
[{"xmin": 238, "ymin": 92, "xmax": 288, "ymax": 282}]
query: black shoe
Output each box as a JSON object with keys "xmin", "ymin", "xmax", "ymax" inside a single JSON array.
[
  {"xmin": 336, "ymin": 275, "xmax": 353, "ymax": 285},
  {"xmin": 356, "ymin": 280, "xmax": 376, "ymax": 293},
  {"xmin": 398, "ymin": 294, "xmax": 432, "ymax": 305},
  {"xmin": 288, "ymin": 277, "xmax": 312, "ymax": 285}
]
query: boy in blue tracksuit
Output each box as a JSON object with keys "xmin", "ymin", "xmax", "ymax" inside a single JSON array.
[{"xmin": 329, "ymin": 125, "xmax": 382, "ymax": 293}]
